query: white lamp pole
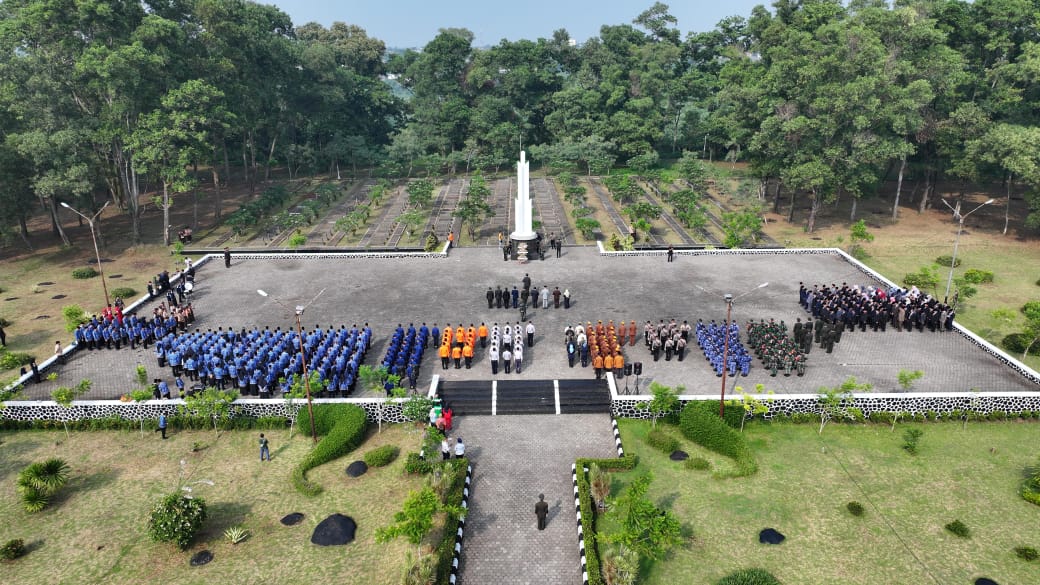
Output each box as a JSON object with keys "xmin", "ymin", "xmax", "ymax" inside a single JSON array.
[
  {"xmin": 60, "ymin": 201, "xmax": 111, "ymax": 308},
  {"xmin": 941, "ymin": 198, "xmax": 994, "ymax": 303}
]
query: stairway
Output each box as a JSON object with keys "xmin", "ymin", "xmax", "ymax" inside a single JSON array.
[{"xmin": 437, "ymin": 379, "xmax": 611, "ymax": 416}]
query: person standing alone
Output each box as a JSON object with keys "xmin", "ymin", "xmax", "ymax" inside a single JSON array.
[
  {"xmin": 259, "ymin": 433, "xmax": 271, "ymax": 461},
  {"xmin": 155, "ymin": 413, "xmax": 168, "ymax": 439},
  {"xmin": 535, "ymin": 494, "xmax": 549, "ymax": 530}
]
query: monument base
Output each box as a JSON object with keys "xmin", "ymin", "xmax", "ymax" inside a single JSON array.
[{"xmin": 510, "ymin": 233, "xmax": 541, "ymax": 261}]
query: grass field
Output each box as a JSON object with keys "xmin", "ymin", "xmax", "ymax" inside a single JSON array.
[
  {"xmin": 606, "ymin": 418, "xmax": 1040, "ymax": 585},
  {"xmin": 0, "ymin": 424, "xmax": 434, "ymax": 585}
]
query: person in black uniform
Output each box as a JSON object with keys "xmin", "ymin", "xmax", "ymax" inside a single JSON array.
[{"xmin": 486, "ymin": 287, "xmax": 494, "ymax": 309}]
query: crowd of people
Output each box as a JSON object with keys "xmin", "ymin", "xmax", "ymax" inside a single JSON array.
[
  {"xmin": 483, "ymin": 274, "xmax": 572, "ymax": 320},
  {"xmin": 800, "ymin": 282, "xmax": 956, "ymax": 333},
  {"xmin": 74, "ymin": 302, "xmax": 196, "ymax": 351},
  {"xmin": 696, "ymin": 319, "xmax": 752, "ymax": 376},
  {"xmin": 747, "ymin": 319, "xmax": 806, "ymax": 376},
  {"xmin": 155, "ymin": 324, "xmax": 372, "ymax": 398},
  {"xmin": 487, "ymin": 322, "xmax": 528, "ymax": 374}
]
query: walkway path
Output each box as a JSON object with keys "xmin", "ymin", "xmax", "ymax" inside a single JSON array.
[{"xmin": 454, "ymin": 413, "xmax": 617, "ymax": 585}]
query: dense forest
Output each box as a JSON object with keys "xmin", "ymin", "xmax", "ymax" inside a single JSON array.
[{"xmin": 2, "ymin": 0, "xmax": 1040, "ymax": 246}]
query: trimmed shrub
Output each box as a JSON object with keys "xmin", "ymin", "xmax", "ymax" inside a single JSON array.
[
  {"xmin": 934, "ymin": 255, "xmax": 961, "ymax": 267},
  {"xmin": 110, "ymin": 287, "xmax": 137, "ymax": 299},
  {"xmin": 576, "ymin": 455, "xmax": 638, "ymax": 585},
  {"xmin": 433, "ymin": 459, "xmax": 471, "ymax": 584},
  {"xmin": 679, "ymin": 402, "xmax": 757, "ymax": 477},
  {"xmin": 424, "ymin": 232, "xmax": 440, "ymax": 252},
  {"xmin": 847, "ymin": 501, "xmax": 865, "ymax": 516},
  {"xmin": 685, "ymin": 457, "xmax": 711, "ymax": 471},
  {"xmin": 962, "ymin": 269, "xmax": 994, "ymax": 284},
  {"xmin": 292, "ymin": 404, "xmax": 367, "ymax": 496},
  {"xmin": 71, "ymin": 267, "xmax": 98, "ymax": 279},
  {"xmin": 645, "ymin": 428, "xmax": 679, "ymax": 453},
  {"xmin": 716, "ymin": 568, "xmax": 782, "ymax": 585},
  {"xmin": 686, "ymin": 399, "xmax": 745, "ymax": 429},
  {"xmin": 363, "ymin": 445, "xmax": 400, "ymax": 468},
  {"xmin": 1, "ymin": 539, "xmax": 26, "ymax": 561},
  {"xmin": 945, "ymin": 519, "xmax": 970, "ymax": 538},
  {"xmin": 1015, "ymin": 546, "xmax": 1038, "ymax": 561},
  {"xmin": 403, "ymin": 452, "xmax": 433, "ymax": 475},
  {"xmin": 1002, "ymin": 333, "xmax": 1040, "ymax": 356},
  {"xmin": 148, "ymin": 493, "xmax": 208, "ymax": 549}
]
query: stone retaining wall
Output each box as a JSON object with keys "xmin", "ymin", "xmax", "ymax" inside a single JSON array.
[{"xmin": 611, "ymin": 391, "xmax": 1040, "ymax": 420}]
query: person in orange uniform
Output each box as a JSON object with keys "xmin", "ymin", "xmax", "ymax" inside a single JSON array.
[
  {"xmin": 456, "ymin": 325, "xmax": 466, "ymax": 345},
  {"xmin": 462, "ymin": 343, "xmax": 474, "ymax": 369},
  {"xmin": 466, "ymin": 325, "xmax": 477, "ymax": 347},
  {"xmin": 604, "ymin": 353, "xmax": 615, "ymax": 376},
  {"xmin": 439, "ymin": 343, "xmax": 450, "ymax": 369},
  {"xmin": 628, "ymin": 320, "xmax": 637, "ymax": 346},
  {"xmin": 614, "ymin": 352, "xmax": 625, "ymax": 378},
  {"xmin": 451, "ymin": 344, "xmax": 463, "ymax": 369},
  {"xmin": 478, "ymin": 323, "xmax": 489, "ymax": 348},
  {"xmin": 593, "ymin": 353, "xmax": 604, "ymax": 379}
]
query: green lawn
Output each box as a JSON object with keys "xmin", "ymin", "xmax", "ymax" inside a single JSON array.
[
  {"xmin": 0, "ymin": 424, "xmax": 433, "ymax": 585},
  {"xmin": 606, "ymin": 418, "xmax": 1040, "ymax": 585}
]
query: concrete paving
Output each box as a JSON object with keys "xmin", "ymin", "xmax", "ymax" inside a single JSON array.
[
  {"xmin": 23, "ymin": 246, "xmax": 1038, "ymax": 399},
  {"xmin": 452, "ymin": 413, "xmax": 617, "ymax": 585}
]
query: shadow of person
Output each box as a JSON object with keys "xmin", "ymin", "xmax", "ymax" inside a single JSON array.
[{"xmin": 547, "ymin": 499, "xmax": 562, "ymax": 524}]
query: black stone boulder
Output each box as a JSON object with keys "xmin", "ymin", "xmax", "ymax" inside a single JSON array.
[{"xmin": 311, "ymin": 514, "xmax": 357, "ymax": 546}]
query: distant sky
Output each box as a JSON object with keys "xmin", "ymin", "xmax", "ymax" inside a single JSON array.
[{"xmin": 268, "ymin": 0, "xmax": 767, "ymax": 49}]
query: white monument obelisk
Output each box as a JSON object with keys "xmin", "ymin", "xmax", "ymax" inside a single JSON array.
[{"xmin": 510, "ymin": 151, "xmax": 537, "ymax": 261}]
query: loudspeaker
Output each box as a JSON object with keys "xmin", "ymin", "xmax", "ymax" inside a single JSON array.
[
  {"xmin": 624, "ymin": 363, "xmax": 633, "ymax": 376},
  {"xmin": 633, "ymin": 362, "xmax": 643, "ymax": 375}
]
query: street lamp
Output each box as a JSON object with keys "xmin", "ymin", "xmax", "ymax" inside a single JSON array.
[
  {"xmin": 60, "ymin": 201, "xmax": 111, "ymax": 308},
  {"xmin": 720, "ymin": 282, "xmax": 769, "ymax": 418},
  {"xmin": 940, "ymin": 198, "xmax": 994, "ymax": 304},
  {"xmin": 257, "ymin": 288, "xmax": 325, "ymax": 444}
]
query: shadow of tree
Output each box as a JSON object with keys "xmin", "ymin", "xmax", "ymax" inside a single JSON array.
[{"xmin": 201, "ymin": 501, "xmax": 254, "ymax": 540}]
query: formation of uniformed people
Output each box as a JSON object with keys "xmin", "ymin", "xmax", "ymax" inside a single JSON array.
[
  {"xmin": 747, "ymin": 319, "xmax": 805, "ymax": 377},
  {"xmin": 155, "ymin": 324, "xmax": 371, "ymax": 398},
  {"xmin": 379, "ymin": 323, "xmax": 427, "ymax": 391},
  {"xmin": 75, "ymin": 302, "xmax": 196, "ymax": 351},
  {"xmin": 484, "ymin": 274, "xmax": 573, "ymax": 319},
  {"xmin": 644, "ymin": 319, "xmax": 691, "ymax": 362},
  {"xmin": 570, "ymin": 321, "xmax": 624, "ymax": 379},
  {"xmin": 801, "ymin": 282, "xmax": 955, "ymax": 334},
  {"xmin": 487, "ymin": 322, "xmax": 526, "ymax": 374},
  {"xmin": 696, "ymin": 319, "xmax": 752, "ymax": 376}
]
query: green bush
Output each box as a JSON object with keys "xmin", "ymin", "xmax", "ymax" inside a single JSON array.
[
  {"xmin": 404, "ymin": 452, "xmax": 433, "ymax": 475},
  {"xmin": 902, "ymin": 428, "xmax": 924, "ymax": 455},
  {"xmin": 715, "ymin": 568, "xmax": 782, "ymax": 585},
  {"xmin": 424, "ymin": 232, "xmax": 440, "ymax": 252},
  {"xmin": 363, "ymin": 445, "xmax": 400, "ymax": 468},
  {"xmin": 962, "ymin": 268, "xmax": 994, "ymax": 284},
  {"xmin": 110, "ymin": 287, "xmax": 137, "ymax": 299},
  {"xmin": 945, "ymin": 519, "xmax": 971, "ymax": 538},
  {"xmin": 685, "ymin": 457, "xmax": 711, "ymax": 471},
  {"xmin": 1015, "ymin": 546, "xmax": 1038, "ymax": 561},
  {"xmin": 148, "ymin": 493, "xmax": 208, "ymax": 550},
  {"xmin": 644, "ymin": 428, "xmax": 680, "ymax": 453},
  {"xmin": 1, "ymin": 539, "xmax": 26, "ymax": 561},
  {"xmin": 686, "ymin": 399, "xmax": 745, "ymax": 429},
  {"xmin": 71, "ymin": 267, "xmax": 99, "ymax": 279},
  {"xmin": 679, "ymin": 402, "xmax": 757, "ymax": 477},
  {"xmin": 292, "ymin": 404, "xmax": 367, "ymax": 496},
  {"xmin": 934, "ymin": 255, "xmax": 961, "ymax": 267},
  {"xmin": 1002, "ymin": 333, "xmax": 1040, "ymax": 356},
  {"xmin": 847, "ymin": 501, "xmax": 865, "ymax": 516},
  {"xmin": 62, "ymin": 304, "xmax": 89, "ymax": 332},
  {"xmin": 0, "ymin": 350, "xmax": 35, "ymax": 370}
]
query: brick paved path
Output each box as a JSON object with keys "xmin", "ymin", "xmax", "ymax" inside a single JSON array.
[{"xmin": 453, "ymin": 413, "xmax": 617, "ymax": 585}]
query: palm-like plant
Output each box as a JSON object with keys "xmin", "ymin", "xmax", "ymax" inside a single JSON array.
[{"xmin": 17, "ymin": 458, "xmax": 70, "ymax": 513}]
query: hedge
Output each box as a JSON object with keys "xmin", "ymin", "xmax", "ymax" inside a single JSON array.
[
  {"xmin": 110, "ymin": 287, "xmax": 137, "ymax": 299},
  {"xmin": 0, "ymin": 414, "xmax": 290, "ymax": 432},
  {"xmin": 433, "ymin": 458, "xmax": 470, "ymax": 584},
  {"xmin": 576, "ymin": 455, "xmax": 638, "ymax": 585},
  {"xmin": 679, "ymin": 402, "xmax": 758, "ymax": 477},
  {"xmin": 644, "ymin": 428, "xmax": 679, "ymax": 453},
  {"xmin": 71, "ymin": 267, "xmax": 98, "ymax": 279},
  {"xmin": 292, "ymin": 404, "xmax": 368, "ymax": 496},
  {"xmin": 363, "ymin": 445, "xmax": 399, "ymax": 467},
  {"xmin": 686, "ymin": 399, "xmax": 745, "ymax": 429}
]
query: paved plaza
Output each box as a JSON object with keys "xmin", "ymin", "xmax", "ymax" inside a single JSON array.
[
  {"xmin": 26, "ymin": 246, "xmax": 1038, "ymax": 399},
  {"xmin": 452, "ymin": 413, "xmax": 617, "ymax": 585}
]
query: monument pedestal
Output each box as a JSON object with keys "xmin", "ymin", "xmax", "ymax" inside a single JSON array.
[{"xmin": 510, "ymin": 234, "xmax": 538, "ymax": 261}]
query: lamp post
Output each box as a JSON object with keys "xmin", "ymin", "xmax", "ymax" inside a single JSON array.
[
  {"xmin": 257, "ymin": 289, "xmax": 324, "ymax": 444},
  {"xmin": 720, "ymin": 282, "xmax": 769, "ymax": 418},
  {"xmin": 940, "ymin": 198, "xmax": 994, "ymax": 304},
  {"xmin": 60, "ymin": 201, "xmax": 111, "ymax": 309}
]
